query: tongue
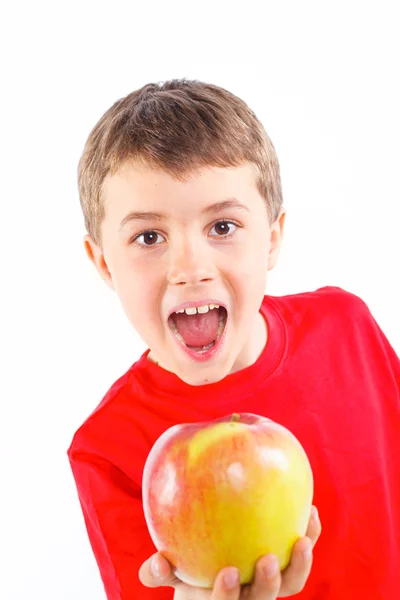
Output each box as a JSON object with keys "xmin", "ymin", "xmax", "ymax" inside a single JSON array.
[{"xmin": 172, "ymin": 310, "xmax": 220, "ymax": 347}]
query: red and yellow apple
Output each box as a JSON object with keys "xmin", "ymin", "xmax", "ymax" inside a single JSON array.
[{"xmin": 142, "ymin": 413, "xmax": 313, "ymax": 588}]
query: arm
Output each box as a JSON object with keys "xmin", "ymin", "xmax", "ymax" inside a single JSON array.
[
  {"xmin": 348, "ymin": 290, "xmax": 400, "ymax": 398},
  {"xmin": 376, "ymin": 323, "xmax": 400, "ymax": 390},
  {"xmin": 366, "ymin": 308, "xmax": 400, "ymax": 398},
  {"xmin": 68, "ymin": 450, "xmax": 172, "ymax": 600}
]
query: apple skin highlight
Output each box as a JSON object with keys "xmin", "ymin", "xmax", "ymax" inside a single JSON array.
[{"xmin": 142, "ymin": 413, "xmax": 314, "ymax": 588}]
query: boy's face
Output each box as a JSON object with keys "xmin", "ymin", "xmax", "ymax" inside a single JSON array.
[{"xmin": 85, "ymin": 162, "xmax": 285, "ymax": 386}]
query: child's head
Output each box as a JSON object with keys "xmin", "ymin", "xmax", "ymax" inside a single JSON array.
[{"xmin": 79, "ymin": 79, "xmax": 285, "ymax": 385}]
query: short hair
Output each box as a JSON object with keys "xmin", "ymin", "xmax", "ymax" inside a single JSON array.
[{"xmin": 78, "ymin": 79, "xmax": 283, "ymax": 246}]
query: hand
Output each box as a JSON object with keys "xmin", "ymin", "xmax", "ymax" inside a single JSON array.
[{"xmin": 139, "ymin": 505, "xmax": 321, "ymax": 599}]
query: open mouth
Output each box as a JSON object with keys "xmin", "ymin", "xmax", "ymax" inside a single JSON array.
[{"xmin": 167, "ymin": 304, "xmax": 228, "ymax": 355}]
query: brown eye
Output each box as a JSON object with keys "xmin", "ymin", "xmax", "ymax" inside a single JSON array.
[
  {"xmin": 134, "ymin": 231, "xmax": 165, "ymax": 246},
  {"xmin": 210, "ymin": 221, "xmax": 237, "ymax": 237}
]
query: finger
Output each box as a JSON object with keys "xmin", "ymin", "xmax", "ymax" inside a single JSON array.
[
  {"xmin": 246, "ymin": 554, "xmax": 281, "ymax": 600},
  {"xmin": 138, "ymin": 552, "xmax": 180, "ymax": 588},
  {"xmin": 279, "ymin": 536, "xmax": 313, "ymax": 597},
  {"xmin": 210, "ymin": 566, "xmax": 241, "ymax": 600},
  {"xmin": 306, "ymin": 505, "xmax": 322, "ymax": 547}
]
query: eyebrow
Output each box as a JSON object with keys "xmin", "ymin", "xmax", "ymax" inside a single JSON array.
[{"xmin": 119, "ymin": 198, "xmax": 250, "ymax": 230}]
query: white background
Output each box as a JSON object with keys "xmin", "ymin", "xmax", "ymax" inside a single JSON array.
[{"xmin": 1, "ymin": 1, "xmax": 399, "ymax": 598}]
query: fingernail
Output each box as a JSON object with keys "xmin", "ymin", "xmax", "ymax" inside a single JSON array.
[
  {"xmin": 224, "ymin": 567, "xmax": 239, "ymax": 589},
  {"xmin": 303, "ymin": 543, "xmax": 312, "ymax": 561},
  {"xmin": 151, "ymin": 556, "xmax": 161, "ymax": 578},
  {"xmin": 263, "ymin": 556, "xmax": 279, "ymax": 579},
  {"xmin": 312, "ymin": 506, "xmax": 319, "ymax": 522}
]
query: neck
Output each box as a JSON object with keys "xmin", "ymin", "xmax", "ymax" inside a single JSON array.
[{"xmin": 230, "ymin": 309, "xmax": 268, "ymax": 374}]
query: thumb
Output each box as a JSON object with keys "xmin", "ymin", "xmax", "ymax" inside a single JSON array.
[{"xmin": 138, "ymin": 552, "xmax": 176, "ymax": 588}]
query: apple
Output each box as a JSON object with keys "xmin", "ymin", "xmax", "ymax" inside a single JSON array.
[{"xmin": 142, "ymin": 413, "xmax": 314, "ymax": 588}]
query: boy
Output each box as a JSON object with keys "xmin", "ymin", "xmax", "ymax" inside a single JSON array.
[{"xmin": 67, "ymin": 79, "xmax": 400, "ymax": 600}]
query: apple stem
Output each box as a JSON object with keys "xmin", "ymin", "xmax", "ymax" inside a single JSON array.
[{"xmin": 231, "ymin": 413, "xmax": 240, "ymax": 422}]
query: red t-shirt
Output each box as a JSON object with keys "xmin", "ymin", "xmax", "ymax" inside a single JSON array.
[{"xmin": 67, "ymin": 287, "xmax": 400, "ymax": 600}]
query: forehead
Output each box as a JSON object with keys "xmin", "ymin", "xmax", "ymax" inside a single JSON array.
[{"xmin": 102, "ymin": 161, "xmax": 259, "ymax": 217}]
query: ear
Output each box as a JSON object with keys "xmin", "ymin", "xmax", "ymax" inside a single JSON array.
[
  {"xmin": 267, "ymin": 208, "xmax": 286, "ymax": 271},
  {"xmin": 84, "ymin": 235, "xmax": 115, "ymax": 290}
]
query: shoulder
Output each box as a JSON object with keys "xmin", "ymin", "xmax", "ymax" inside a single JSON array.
[
  {"xmin": 67, "ymin": 368, "xmax": 135, "ymax": 460},
  {"xmin": 266, "ymin": 285, "xmax": 373, "ymax": 325},
  {"xmin": 263, "ymin": 286, "xmax": 382, "ymax": 353},
  {"xmin": 67, "ymin": 364, "xmax": 152, "ymax": 486}
]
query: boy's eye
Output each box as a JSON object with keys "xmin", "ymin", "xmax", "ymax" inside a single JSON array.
[
  {"xmin": 133, "ymin": 221, "xmax": 238, "ymax": 246},
  {"xmin": 209, "ymin": 221, "xmax": 237, "ymax": 237},
  {"xmin": 134, "ymin": 231, "xmax": 165, "ymax": 246}
]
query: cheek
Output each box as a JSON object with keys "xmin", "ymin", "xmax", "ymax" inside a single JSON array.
[
  {"xmin": 228, "ymin": 241, "xmax": 269, "ymax": 304},
  {"xmin": 227, "ymin": 236, "xmax": 270, "ymax": 276},
  {"xmin": 111, "ymin": 255, "xmax": 158, "ymax": 310}
]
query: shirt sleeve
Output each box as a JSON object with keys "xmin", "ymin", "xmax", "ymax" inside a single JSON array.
[
  {"xmin": 68, "ymin": 450, "xmax": 173, "ymax": 600},
  {"xmin": 369, "ymin": 313, "xmax": 400, "ymax": 395},
  {"xmin": 380, "ymin": 331, "xmax": 400, "ymax": 389}
]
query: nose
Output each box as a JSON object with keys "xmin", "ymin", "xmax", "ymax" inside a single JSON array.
[{"xmin": 167, "ymin": 239, "xmax": 215, "ymax": 286}]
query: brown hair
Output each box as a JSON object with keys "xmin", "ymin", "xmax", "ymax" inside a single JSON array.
[{"xmin": 78, "ymin": 78, "xmax": 283, "ymax": 246}]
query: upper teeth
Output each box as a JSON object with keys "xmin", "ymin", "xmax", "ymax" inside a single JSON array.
[{"xmin": 175, "ymin": 304, "xmax": 220, "ymax": 315}]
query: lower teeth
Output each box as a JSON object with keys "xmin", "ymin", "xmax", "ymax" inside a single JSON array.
[{"xmin": 187, "ymin": 341, "xmax": 215, "ymax": 353}]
